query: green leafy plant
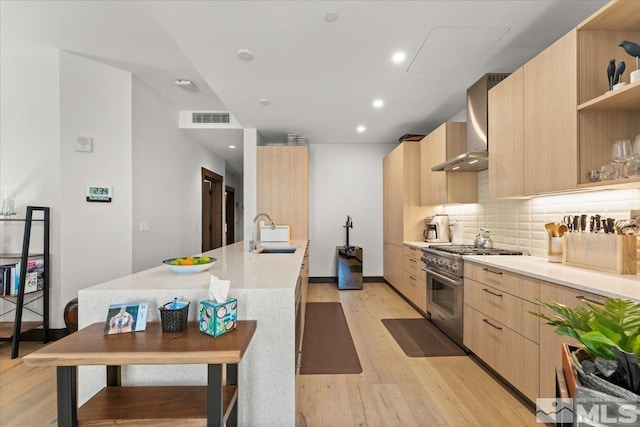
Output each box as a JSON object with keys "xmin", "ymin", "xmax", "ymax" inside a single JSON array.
[{"xmin": 532, "ymin": 298, "xmax": 640, "ymax": 360}]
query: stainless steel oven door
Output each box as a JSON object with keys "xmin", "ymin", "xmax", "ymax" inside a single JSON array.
[{"xmin": 424, "ymin": 267, "xmax": 464, "ymax": 348}]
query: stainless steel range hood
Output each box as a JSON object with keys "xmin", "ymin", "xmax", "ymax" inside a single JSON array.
[{"xmin": 432, "ymin": 73, "xmax": 509, "ymax": 172}]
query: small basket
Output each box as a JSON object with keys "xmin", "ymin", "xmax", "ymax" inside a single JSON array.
[{"xmin": 159, "ymin": 301, "xmax": 189, "ymax": 332}]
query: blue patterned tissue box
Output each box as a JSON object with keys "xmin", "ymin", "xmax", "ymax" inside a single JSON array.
[{"xmin": 199, "ymin": 298, "xmax": 237, "ymax": 337}]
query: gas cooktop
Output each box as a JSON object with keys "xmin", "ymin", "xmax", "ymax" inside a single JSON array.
[{"xmin": 427, "ymin": 244, "xmax": 523, "ymax": 256}]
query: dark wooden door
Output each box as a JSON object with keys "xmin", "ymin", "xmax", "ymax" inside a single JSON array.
[
  {"xmin": 202, "ymin": 168, "xmax": 223, "ymax": 251},
  {"xmin": 225, "ymin": 186, "xmax": 235, "ymax": 245}
]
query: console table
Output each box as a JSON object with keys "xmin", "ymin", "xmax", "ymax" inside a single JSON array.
[{"xmin": 23, "ymin": 320, "xmax": 256, "ymax": 427}]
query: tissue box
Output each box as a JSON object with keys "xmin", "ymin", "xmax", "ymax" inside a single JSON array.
[{"xmin": 199, "ymin": 298, "xmax": 237, "ymax": 337}]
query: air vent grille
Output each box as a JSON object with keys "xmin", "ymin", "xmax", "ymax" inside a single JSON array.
[{"xmin": 192, "ymin": 112, "xmax": 230, "ymax": 124}]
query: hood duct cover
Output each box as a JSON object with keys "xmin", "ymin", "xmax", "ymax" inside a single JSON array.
[{"xmin": 432, "ymin": 73, "xmax": 509, "ymax": 172}]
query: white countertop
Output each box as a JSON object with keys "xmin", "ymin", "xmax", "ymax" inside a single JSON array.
[
  {"xmin": 404, "ymin": 241, "xmax": 453, "ymax": 249},
  {"xmin": 83, "ymin": 240, "xmax": 307, "ymax": 292},
  {"xmin": 464, "ymin": 255, "xmax": 640, "ymax": 301}
]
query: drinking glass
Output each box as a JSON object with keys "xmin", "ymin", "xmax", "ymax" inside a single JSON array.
[
  {"xmin": 625, "ymin": 135, "xmax": 640, "ymax": 177},
  {"xmin": 611, "ymin": 140, "xmax": 632, "ymax": 179}
]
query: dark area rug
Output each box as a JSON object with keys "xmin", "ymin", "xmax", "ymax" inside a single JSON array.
[
  {"xmin": 381, "ymin": 318, "xmax": 466, "ymax": 357},
  {"xmin": 300, "ymin": 302, "xmax": 362, "ymax": 375}
]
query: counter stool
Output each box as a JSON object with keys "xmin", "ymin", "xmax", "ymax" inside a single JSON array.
[{"xmin": 63, "ymin": 298, "xmax": 78, "ymax": 333}]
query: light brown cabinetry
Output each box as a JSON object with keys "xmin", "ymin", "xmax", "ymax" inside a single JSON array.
[
  {"xmin": 463, "ymin": 262, "xmax": 540, "ymax": 402},
  {"xmin": 488, "ymin": 68, "xmax": 524, "ymax": 199},
  {"xmin": 523, "ymin": 29, "xmax": 578, "ymax": 195},
  {"xmin": 419, "ymin": 123, "xmax": 477, "ymax": 206},
  {"xmin": 382, "ymin": 142, "xmax": 424, "ymax": 289},
  {"xmin": 257, "ymin": 146, "xmax": 309, "ymax": 239},
  {"xmin": 538, "ymin": 281, "xmax": 606, "ymax": 398},
  {"xmin": 402, "ymin": 245, "xmax": 427, "ymax": 313}
]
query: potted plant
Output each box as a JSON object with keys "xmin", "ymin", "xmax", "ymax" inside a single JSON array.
[{"xmin": 533, "ymin": 298, "xmax": 640, "ymax": 398}]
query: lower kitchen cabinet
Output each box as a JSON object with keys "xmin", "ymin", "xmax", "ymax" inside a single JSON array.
[
  {"xmin": 464, "ymin": 305, "xmax": 539, "ymax": 402},
  {"xmin": 464, "ymin": 262, "xmax": 540, "ymax": 402},
  {"xmin": 402, "ymin": 246, "xmax": 427, "ymax": 313},
  {"xmin": 383, "ymin": 243, "xmax": 403, "ymax": 292},
  {"xmin": 538, "ymin": 281, "xmax": 606, "ymax": 398}
]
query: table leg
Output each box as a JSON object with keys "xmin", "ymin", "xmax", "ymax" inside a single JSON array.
[
  {"xmin": 227, "ymin": 364, "xmax": 238, "ymax": 426},
  {"xmin": 56, "ymin": 366, "xmax": 78, "ymax": 427},
  {"xmin": 207, "ymin": 363, "xmax": 223, "ymax": 427},
  {"xmin": 106, "ymin": 365, "xmax": 121, "ymax": 386}
]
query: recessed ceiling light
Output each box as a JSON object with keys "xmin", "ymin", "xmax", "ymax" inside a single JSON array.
[
  {"xmin": 392, "ymin": 51, "xmax": 406, "ymax": 63},
  {"xmin": 229, "ymin": 145, "xmax": 236, "ymax": 149},
  {"xmin": 357, "ymin": 125, "xmax": 366, "ymax": 133},
  {"xmin": 259, "ymin": 98, "xmax": 271, "ymax": 105},
  {"xmin": 469, "ymin": 159, "xmax": 479, "ymax": 164},
  {"xmin": 452, "ymin": 166, "xmax": 461, "ymax": 170},
  {"xmin": 373, "ymin": 99, "xmax": 384, "ymax": 108},
  {"xmin": 237, "ymin": 49, "xmax": 254, "ymax": 61},
  {"xmin": 325, "ymin": 10, "xmax": 338, "ymax": 22}
]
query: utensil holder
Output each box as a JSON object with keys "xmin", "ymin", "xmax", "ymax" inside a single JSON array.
[
  {"xmin": 547, "ymin": 237, "xmax": 563, "ymax": 263},
  {"xmin": 159, "ymin": 302, "xmax": 189, "ymax": 332}
]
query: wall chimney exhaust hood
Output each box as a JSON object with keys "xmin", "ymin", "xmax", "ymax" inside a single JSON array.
[{"xmin": 432, "ymin": 73, "xmax": 509, "ymax": 172}]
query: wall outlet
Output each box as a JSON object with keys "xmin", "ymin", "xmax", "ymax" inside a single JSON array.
[{"xmin": 139, "ymin": 221, "xmax": 150, "ymax": 232}]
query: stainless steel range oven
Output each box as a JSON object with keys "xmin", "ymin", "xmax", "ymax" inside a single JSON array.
[{"xmin": 421, "ymin": 245, "xmax": 522, "ymax": 348}]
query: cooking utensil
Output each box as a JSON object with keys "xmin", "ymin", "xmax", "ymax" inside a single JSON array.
[
  {"xmin": 563, "ymin": 216, "xmax": 574, "ymax": 232},
  {"xmin": 606, "ymin": 218, "xmax": 615, "ymax": 234},
  {"xmin": 580, "ymin": 215, "xmax": 587, "ymax": 232},
  {"xmin": 556, "ymin": 224, "xmax": 568, "ymax": 237},
  {"xmin": 545, "ymin": 222, "xmax": 557, "ymax": 238}
]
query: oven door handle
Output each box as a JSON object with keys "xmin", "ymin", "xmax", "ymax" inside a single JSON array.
[{"xmin": 425, "ymin": 268, "xmax": 463, "ymax": 286}]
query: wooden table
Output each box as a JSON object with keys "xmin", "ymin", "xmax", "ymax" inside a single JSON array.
[{"xmin": 23, "ymin": 321, "xmax": 256, "ymax": 427}]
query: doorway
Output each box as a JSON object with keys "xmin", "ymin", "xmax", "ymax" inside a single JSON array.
[
  {"xmin": 225, "ymin": 186, "xmax": 235, "ymax": 245},
  {"xmin": 202, "ymin": 168, "xmax": 223, "ymax": 252}
]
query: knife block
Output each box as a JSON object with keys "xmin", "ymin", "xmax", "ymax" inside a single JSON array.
[{"xmin": 562, "ymin": 233, "xmax": 637, "ymax": 275}]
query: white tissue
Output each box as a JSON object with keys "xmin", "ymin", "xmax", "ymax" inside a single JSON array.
[{"xmin": 209, "ymin": 275, "xmax": 231, "ymax": 303}]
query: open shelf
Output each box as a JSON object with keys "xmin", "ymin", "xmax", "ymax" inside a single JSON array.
[
  {"xmin": 0, "ymin": 321, "xmax": 43, "ymax": 339},
  {"xmin": 577, "ymin": 176, "xmax": 640, "ymax": 190},
  {"xmin": 578, "ymin": 0, "xmax": 640, "ymax": 31},
  {"xmin": 578, "ymin": 81, "xmax": 640, "ymax": 111},
  {"xmin": 78, "ymin": 385, "xmax": 238, "ymax": 424}
]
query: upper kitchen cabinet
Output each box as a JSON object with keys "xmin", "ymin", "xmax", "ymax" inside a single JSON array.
[
  {"xmin": 488, "ymin": 69, "xmax": 524, "ymax": 199},
  {"xmin": 575, "ymin": 0, "xmax": 640, "ymax": 188},
  {"xmin": 420, "ymin": 123, "xmax": 477, "ymax": 206},
  {"xmin": 523, "ymin": 30, "xmax": 578, "ymax": 195},
  {"xmin": 257, "ymin": 146, "xmax": 309, "ymax": 239}
]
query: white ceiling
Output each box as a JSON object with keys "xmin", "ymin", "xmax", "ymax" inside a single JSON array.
[{"xmin": 0, "ymin": 0, "xmax": 607, "ymax": 175}]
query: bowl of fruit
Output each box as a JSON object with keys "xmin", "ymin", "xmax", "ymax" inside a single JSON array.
[{"xmin": 162, "ymin": 256, "xmax": 216, "ymax": 274}]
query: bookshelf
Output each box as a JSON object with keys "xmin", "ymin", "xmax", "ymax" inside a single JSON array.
[{"xmin": 0, "ymin": 206, "xmax": 50, "ymax": 358}]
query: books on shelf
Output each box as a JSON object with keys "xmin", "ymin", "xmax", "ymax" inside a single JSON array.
[{"xmin": 0, "ymin": 259, "xmax": 44, "ymax": 295}]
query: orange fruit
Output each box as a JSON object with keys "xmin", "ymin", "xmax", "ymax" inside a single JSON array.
[{"xmin": 180, "ymin": 258, "xmax": 194, "ymax": 265}]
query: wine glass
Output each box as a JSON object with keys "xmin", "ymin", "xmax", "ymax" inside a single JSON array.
[
  {"xmin": 611, "ymin": 140, "xmax": 632, "ymax": 179},
  {"xmin": 625, "ymin": 135, "xmax": 640, "ymax": 177}
]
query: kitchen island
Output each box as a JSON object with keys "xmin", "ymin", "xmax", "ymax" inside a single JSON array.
[{"xmin": 78, "ymin": 240, "xmax": 307, "ymax": 427}]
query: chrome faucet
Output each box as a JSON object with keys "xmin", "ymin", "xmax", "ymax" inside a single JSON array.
[{"xmin": 249, "ymin": 213, "xmax": 276, "ymax": 251}]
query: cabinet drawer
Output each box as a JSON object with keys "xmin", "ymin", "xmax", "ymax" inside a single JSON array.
[
  {"xmin": 464, "ymin": 262, "xmax": 539, "ymax": 303},
  {"xmin": 464, "ymin": 305, "xmax": 539, "ymax": 402},
  {"xmin": 403, "ymin": 255, "xmax": 424, "ymax": 278},
  {"xmin": 403, "ymin": 245, "xmax": 423, "ymax": 260},
  {"xmin": 465, "ymin": 278, "xmax": 539, "ymax": 343}
]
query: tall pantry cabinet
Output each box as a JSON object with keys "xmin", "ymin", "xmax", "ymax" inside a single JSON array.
[{"xmin": 382, "ymin": 142, "xmax": 423, "ymax": 289}]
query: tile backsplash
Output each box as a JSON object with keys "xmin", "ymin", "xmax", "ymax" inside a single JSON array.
[{"xmin": 428, "ymin": 171, "xmax": 640, "ymax": 258}]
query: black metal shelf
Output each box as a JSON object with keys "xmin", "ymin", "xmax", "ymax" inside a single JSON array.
[{"xmin": 0, "ymin": 206, "xmax": 50, "ymax": 358}]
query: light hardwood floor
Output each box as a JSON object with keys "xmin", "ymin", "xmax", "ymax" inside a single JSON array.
[
  {"xmin": 297, "ymin": 282, "xmax": 538, "ymax": 427},
  {"xmin": 0, "ymin": 282, "xmax": 537, "ymax": 426}
]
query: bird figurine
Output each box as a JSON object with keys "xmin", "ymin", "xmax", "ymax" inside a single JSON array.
[
  {"xmin": 619, "ymin": 40, "xmax": 640, "ymax": 70},
  {"xmin": 614, "ymin": 61, "xmax": 626, "ymax": 86},
  {"xmin": 607, "ymin": 59, "xmax": 616, "ymax": 90}
]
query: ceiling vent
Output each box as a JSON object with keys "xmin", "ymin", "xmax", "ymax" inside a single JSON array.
[{"xmin": 192, "ymin": 112, "xmax": 230, "ymax": 124}]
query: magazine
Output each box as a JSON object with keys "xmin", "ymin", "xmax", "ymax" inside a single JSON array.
[{"xmin": 104, "ymin": 302, "xmax": 148, "ymax": 335}]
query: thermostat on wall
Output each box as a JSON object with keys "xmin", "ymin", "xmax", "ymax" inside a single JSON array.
[{"xmin": 86, "ymin": 186, "xmax": 112, "ymax": 202}]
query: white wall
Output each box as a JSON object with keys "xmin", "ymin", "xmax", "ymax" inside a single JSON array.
[
  {"xmin": 132, "ymin": 77, "xmax": 226, "ymax": 272},
  {"xmin": 59, "ymin": 52, "xmax": 133, "ymax": 325},
  {"xmin": 0, "ymin": 49, "xmax": 61, "ymax": 323},
  {"xmin": 309, "ymin": 143, "xmax": 396, "ymax": 277}
]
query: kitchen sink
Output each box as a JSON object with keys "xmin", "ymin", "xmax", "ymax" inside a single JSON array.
[{"xmin": 255, "ymin": 246, "xmax": 298, "ymax": 254}]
